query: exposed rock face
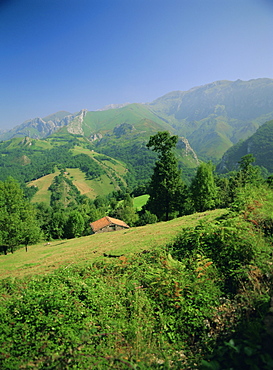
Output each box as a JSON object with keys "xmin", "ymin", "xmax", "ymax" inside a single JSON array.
[
  {"xmin": 90, "ymin": 133, "xmax": 103, "ymax": 142},
  {"xmin": 19, "ymin": 155, "xmax": 31, "ymax": 165},
  {"xmin": 19, "ymin": 136, "xmax": 33, "ymax": 147},
  {"xmin": 0, "ymin": 111, "xmax": 76, "ymax": 140},
  {"xmin": 97, "ymin": 103, "xmax": 130, "ymax": 111},
  {"xmin": 67, "ymin": 109, "xmax": 88, "ymax": 135},
  {"xmin": 177, "ymin": 137, "xmax": 199, "ymax": 165}
]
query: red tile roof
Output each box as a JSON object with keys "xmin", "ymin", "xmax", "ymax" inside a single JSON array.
[{"xmin": 90, "ymin": 216, "xmax": 129, "ymax": 233}]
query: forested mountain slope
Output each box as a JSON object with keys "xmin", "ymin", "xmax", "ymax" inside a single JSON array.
[
  {"xmin": 0, "ymin": 104, "xmax": 200, "ymax": 192},
  {"xmin": 217, "ymin": 119, "xmax": 273, "ymax": 173},
  {"xmin": 0, "ymin": 136, "xmax": 129, "ymax": 201}
]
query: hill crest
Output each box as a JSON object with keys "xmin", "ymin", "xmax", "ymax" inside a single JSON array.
[{"xmin": 1, "ymin": 78, "xmax": 273, "ymax": 164}]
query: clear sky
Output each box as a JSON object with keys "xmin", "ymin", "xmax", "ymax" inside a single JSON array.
[{"xmin": 0, "ymin": 0, "xmax": 272, "ymax": 130}]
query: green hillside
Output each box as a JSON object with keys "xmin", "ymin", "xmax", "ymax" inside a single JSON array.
[
  {"xmin": 148, "ymin": 78, "xmax": 273, "ymax": 160},
  {"xmin": 218, "ymin": 119, "xmax": 273, "ymax": 173},
  {"xmin": 2, "ymin": 79, "xmax": 273, "ymax": 164},
  {"xmin": 3, "ymin": 79, "xmax": 273, "ymax": 190},
  {"xmin": 0, "ymin": 136, "xmax": 135, "ymax": 212},
  {"xmin": 81, "ymin": 103, "xmax": 173, "ymax": 135},
  {"xmin": 0, "ymin": 201, "xmax": 273, "ymax": 369},
  {"xmin": 0, "ymin": 209, "xmax": 225, "ymax": 279},
  {"xmin": 27, "ymin": 148, "xmax": 128, "ymax": 204}
]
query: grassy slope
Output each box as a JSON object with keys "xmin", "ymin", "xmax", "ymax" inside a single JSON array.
[
  {"xmin": 28, "ymin": 146, "xmax": 128, "ymax": 203},
  {"xmin": 82, "ymin": 103, "xmax": 173, "ymax": 135},
  {"xmin": 28, "ymin": 172, "xmax": 59, "ymax": 203},
  {"xmin": 0, "ymin": 209, "xmax": 226, "ymax": 280},
  {"xmin": 29, "ymin": 168, "xmax": 119, "ymax": 202},
  {"xmin": 66, "ymin": 168, "xmax": 95, "ymax": 197},
  {"xmin": 133, "ymin": 194, "xmax": 149, "ymax": 210}
]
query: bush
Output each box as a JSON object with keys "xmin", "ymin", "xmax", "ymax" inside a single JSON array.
[{"xmin": 169, "ymin": 213, "xmax": 271, "ymax": 294}]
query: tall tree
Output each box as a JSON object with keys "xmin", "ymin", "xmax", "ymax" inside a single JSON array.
[
  {"xmin": 0, "ymin": 177, "xmax": 41, "ymax": 253},
  {"xmin": 236, "ymin": 154, "xmax": 262, "ymax": 187},
  {"xmin": 110, "ymin": 193, "xmax": 139, "ymax": 226},
  {"xmin": 146, "ymin": 131, "xmax": 185, "ymax": 221},
  {"xmin": 190, "ymin": 162, "xmax": 218, "ymax": 212},
  {"xmin": 227, "ymin": 154, "xmax": 263, "ymax": 204},
  {"xmin": 64, "ymin": 211, "xmax": 84, "ymax": 239}
]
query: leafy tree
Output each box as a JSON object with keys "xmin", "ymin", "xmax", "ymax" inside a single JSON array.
[
  {"xmin": 123, "ymin": 193, "xmax": 134, "ymax": 208},
  {"xmin": 77, "ymin": 198, "xmax": 100, "ymax": 234},
  {"xmin": 111, "ymin": 193, "xmax": 139, "ymax": 226},
  {"xmin": 94, "ymin": 195, "xmax": 108, "ymax": 209},
  {"xmin": 115, "ymin": 206, "xmax": 139, "ymax": 227},
  {"xmin": 65, "ymin": 211, "xmax": 85, "ymax": 239},
  {"xmin": 137, "ymin": 210, "xmax": 158, "ymax": 226},
  {"xmin": 35, "ymin": 202, "xmax": 54, "ymax": 240},
  {"xmin": 49, "ymin": 211, "xmax": 68, "ymax": 239},
  {"xmin": 190, "ymin": 162, "xmax": 218, "ymax": 212},
  {"xmin": 146, "ymin": 131, "xmax": 185, "ymax": 221},
  {"xmin": 215, "ymin": 176, "xmax": 231, "ymax": 208},
  {"xmin": 0, "ymin": 177, "xmax": 41, "ymax": 253},
  {"xmin": 236, "ymin": 154, "xmax": 262, "ymax": 187},
  {"xmin": 227, "ymin": 154, "xmax": 263, "ymax": 204}
]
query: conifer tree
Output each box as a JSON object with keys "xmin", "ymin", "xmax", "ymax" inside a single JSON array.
[{"xmin": 146, "ymin": 131, "xmax": 185, "ymax": 221}]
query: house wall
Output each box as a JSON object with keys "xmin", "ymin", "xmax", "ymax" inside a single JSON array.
[{"xmin": 95, "ymin": 224, "xmax": 128, "ymax": 234}]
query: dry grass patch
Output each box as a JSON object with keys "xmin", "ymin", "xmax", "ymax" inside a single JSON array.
[{"xmin": 65, "ymin": 168, "xmax": 95, "ymax": 198}]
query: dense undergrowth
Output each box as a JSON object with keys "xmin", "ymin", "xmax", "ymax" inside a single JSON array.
[{"xmin": 1, "ymin": 186, "xmax": 273, "ymax": 369}]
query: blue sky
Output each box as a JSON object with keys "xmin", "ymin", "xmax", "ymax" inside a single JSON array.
[{"xmin": 0, "ymin": 0, "xmax": 272, "ymax": 130}]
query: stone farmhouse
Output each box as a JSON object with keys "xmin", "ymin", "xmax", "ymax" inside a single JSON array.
[{"xmin": 90, "ymin": 216, "xmax": 129, "ymax": 234}]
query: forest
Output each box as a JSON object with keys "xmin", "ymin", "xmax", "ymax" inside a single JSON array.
[{"xmin": 0, "ymin": 132, "xmax": 273, "ymax": 368}]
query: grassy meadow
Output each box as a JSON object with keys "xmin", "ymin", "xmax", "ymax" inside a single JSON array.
[
  {"xmin": 28, "ymin": 146, "xmax": 128, "ymax": 203},
  {"xmin": 0, "ymin": 209, "xmax": 225, "ymax": 280},
  {"xmin": 1, "ymin": 204, "xmax": 273, "ymax": 369},
  {"xmin": 133, "ymin": 194, "xmax": 149, "ymax": 210},
  {"xmin": 28, "ymin": 172, "xmax": 60, "ymax": 203}
]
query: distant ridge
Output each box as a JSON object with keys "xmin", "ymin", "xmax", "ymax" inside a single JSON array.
[
  {"xmin": 1, "ymin": 78, "xmax": 273, "ymax": 162},
  {"xmin": 96, "ymin": 102, "xmax": 131, "ymax": 111}
]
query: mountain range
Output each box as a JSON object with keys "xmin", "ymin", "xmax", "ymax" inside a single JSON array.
[
  {"xmin": 1, "ymin": 78, "xmax": 273, "ymax": 163},
  {"xmin": 1, "ymin": 78, "xmax": 273, "ymax": 203}
]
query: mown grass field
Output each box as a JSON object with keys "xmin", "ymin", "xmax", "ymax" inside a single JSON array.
[
  {"xmin": 28, "ymin": 146, "xmax": 128, "ymax": 203},
  {"xmin": 0, "ymin": 209, "xmax": 226, "ymax": 280},
  {"xmin": 133, "ymin": 194, "xmax": 149, "ymax": 210},
  {"xmin": 66, "ymin": 168, "xmax": 95, "ymax": 198},
  {"xmin": 28, "ymin": 172, "xmax": 60, "ymax": 203}
]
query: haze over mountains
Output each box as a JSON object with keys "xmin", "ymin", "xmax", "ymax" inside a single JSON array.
[{"xmin": 1, "ymin": 78, "xmax": 273, "ymax": 163}]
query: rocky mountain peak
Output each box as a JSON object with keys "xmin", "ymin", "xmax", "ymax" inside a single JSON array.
[
  {"xmin": 67, "ymin": 109, "xmax": 87, "ymax": 135},
  {"xmin": 97, "ymin": 103, "xmax": 131, "ymax": 111}
]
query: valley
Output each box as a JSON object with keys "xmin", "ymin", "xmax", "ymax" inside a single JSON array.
[{"xmin": 1, "ymin": 78, "xmax": 273, "ymax": 369}]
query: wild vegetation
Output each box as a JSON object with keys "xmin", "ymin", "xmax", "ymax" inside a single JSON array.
[
  {"xmin": 1, "ymin": 128, "xmax": 273, "ymax": 368},
  {"xmin": 0, "ymin": 184, "xmax": 273, "ymax": 368}
]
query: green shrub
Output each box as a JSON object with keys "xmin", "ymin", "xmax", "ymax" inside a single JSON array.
[{"xmin": 170, "ymin": 214, "xmax": 272, "ymax": 294}]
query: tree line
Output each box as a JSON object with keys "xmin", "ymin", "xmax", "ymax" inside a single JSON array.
[
  {"xmin": 144, "ymin": 131, "xmax": 265, "ymax": 221},
  {"xmin": 0, "ymin": 131, "xmax": 269, "ymax": 254}
]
